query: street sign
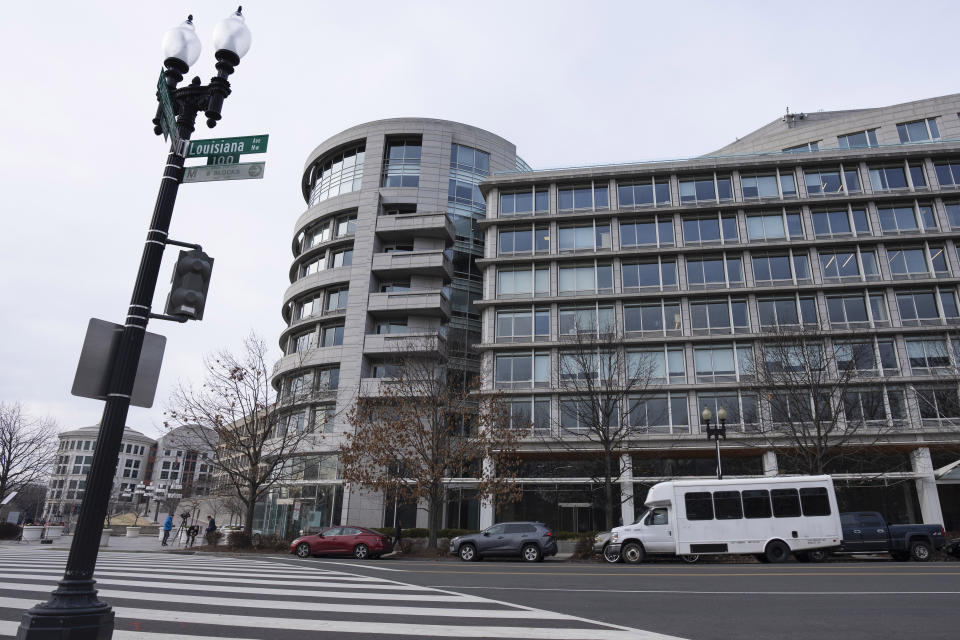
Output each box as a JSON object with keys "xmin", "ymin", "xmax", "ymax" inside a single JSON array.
[
  {"xmin": 182, "ymin": 162, "xmax": 265, "ymax": 183},
  {"xmin": 187, "ymin": 134, "xmax": 268, "ymax": 158},
  {"xmin": 71, "ymin": 318, "xmax": 167, "ymax": 408},
  {"xmin": 156, "ymin": 71, "xmax": 178, "ymax": 144},
  {"xmin": 207, "ymin": 154, "xmax": 242, "ymax": 165}
]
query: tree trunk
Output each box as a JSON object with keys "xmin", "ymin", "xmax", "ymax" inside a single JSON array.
[
  {"xmin": 427, "ymin": 491, "xmax": 441, "ymax": 550},
  {"xmin": 603, "ymin": 450, "xmax": 614, "ymax": 530},
  {"xmin": 244, "ymin": 485, "xmax": 257, "ymax": 536}
]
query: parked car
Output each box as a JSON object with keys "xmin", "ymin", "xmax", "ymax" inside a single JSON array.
[
  {"xmin": 449, "ymin": 522, "xmax": 557, "ymax": 562},
  {"xmin": 290, "ymin": 526, "xmax": 393, "ymax": 560},
  {"xmin": 800, "ymin": 512, "xmax": 946, "ymax": 562}
]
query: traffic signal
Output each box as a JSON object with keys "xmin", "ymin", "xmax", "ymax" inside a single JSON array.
[{"xmin": 165, "ymin": 249, "xmax": 214, "ymax": 320}]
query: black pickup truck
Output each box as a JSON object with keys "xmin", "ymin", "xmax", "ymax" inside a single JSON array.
[{"xmin": 822, "ymin": 511, "xmax": 946, "ymax": 562}]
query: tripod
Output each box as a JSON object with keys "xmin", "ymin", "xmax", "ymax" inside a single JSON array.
[{"xmin": 170, "ymin": 513, "xmax": 190, "ymax": 547}]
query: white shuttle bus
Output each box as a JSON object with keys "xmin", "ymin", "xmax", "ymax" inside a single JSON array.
[{"xmin": 607, "ymin": 476, "xmax": 842, "ymax": 563}]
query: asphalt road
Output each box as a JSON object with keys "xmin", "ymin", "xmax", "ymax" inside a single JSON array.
[{"xmin": 268, "ymin": 555, "xmax": 960, "ymax": 640}]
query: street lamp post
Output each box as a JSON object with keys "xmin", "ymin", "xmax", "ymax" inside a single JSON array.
[
  {"xmin": 16, "ymin": 10, "xmax": 251, "ymax": 640},
  {"xmin": 702, "ymin": 406, "xmax": 727, "ymax": 480}
]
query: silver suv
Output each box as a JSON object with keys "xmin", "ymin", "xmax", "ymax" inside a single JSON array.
[{"xmin": 449, "ymin": 522, "xmax": 558, "ymax": 562}]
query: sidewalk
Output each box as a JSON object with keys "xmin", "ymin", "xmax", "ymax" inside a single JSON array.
[{"xmin": 0, "ymin": 532, "xmax": 201, "ymax": 554}]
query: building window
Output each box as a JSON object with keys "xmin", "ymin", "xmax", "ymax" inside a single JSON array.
[
  {"xmin": 803, "ymin": 168, "xmax": 845, "ymax": 195},
  {"xmin": 887, "ymin": 245, "xmax": 948, "ymax": 279},
  {"xmin": 746, "ymin": 211, "xmax": 803, "ymax": 241},
  {"xmin": 451, "ymin": 143, "xmax": 489, "ymax": 175},
  {"xmin": 935, "ymin": 162, "xmax": 960, "ymax": 188},
  {"xmin": 826, "ymin": 293, "xmax": 889, "ymax": 329},
  {"xmin": 379, "ymin": 280, "xmax": 411, "ymax": 293},
  {"xmin": 837, "ymin": 129, "xmax": 879, "ymax": 149},
  {"xmin": 559, "ymin": 304, "xmax": 615, "ymax": 336},
  {"xmin": 559, "ymin": 351, "xmax": 615, "ymax": 384},
  {"xmin": 617, "ymin": 177, "xmax": 671, "ymax": 208},
  {"xmin": 72, "ymin": 456, "xmax": 92, "ymax": 475},
  {"xmin": 915, "ymin": 387, "xmax": 960, "ymax": 426},
  {"xmin": 628, "ymin": 347, "xmax": 685, "ymax": 383},
  {"xmin": 758, "ymin": 295, "xmax": 818, "ymax": 330},
  {"xmin": 334, "ymin": 215, "xmax": 357, "ymax": 239},
  {"xmin": 308, "ymin": 143, "xmax": 365, "ymax": 206},
  {"xmin": 682, "ymin": 214, "xmax": 738, "ymax": 245},
  {"xmin": 783, "ymin": 141, "xmax": 820, "ymax": 153},
  {"xmin": 620, "ymin": 216, "xmax": 674, "ymax": 248},
  {"xmin": 288, "ymin": 331, "xmax": 312, "ymax": 355},
  {"xmin": 496, "ymin": 308, "xmax": 550, "ymax": 342},
  {"xmin": 897, "ymin": 118, "xmax": 940, "ymax": 143},
  {"xmin": 325, "ymin": 288, "xmax": 349, "ymax": 313},
  {"xmin": 622, "ymin": 259, "xmax": 678, "ymax": 292},
  {"xmin": 500, "ymin": 187, "xmax": 549, "ymax": 217},
  {"xmin": 558, "ymin": 182, "xmax": 609, "ymax": 212},
  {"xmin": 559, "ymin": 263, "xmax": 614, "ymax": 295},
  {"xmin": 869, "ymin": 165, "xmax": 908, "ymax": 191},
  {"xmin": 877, "ymin": 204, "xmax": 937, "ymax": 234},
  {"xmin": 624, "ymin": 301, "xmax": 682, "ymax": 336},
  {"xmin": 844, "ymin": 388, "xmax": 905, "ymax": 426},
  {"xmin": 321, "ymin": 324, "xmax": 344, "ymax": 347},
  {"xmin": 375, "ymin": 319, "xmax": 408, "ymax": 334},
  {"xmin": 330, "ymin": 247, "xmax": 353, "ymax": 268},
  {"xmin": 834, "ymin": 339, "xmax": 898, "ymax": 376},
  {"xmin": 678, "ymin": 175, "xmax": 733, "ymax": 204},
  {"xmin": 740, "ymin": 174, "xmax": 780, "ymax": 199},
  {"xmin": 498, "ymin": 225, "xmax": 550, "ymax": 255},
  {"xmin": 382, "ymin": 137, "xmax": 421, "ymax": 187},
  {"xmin": 495, "ymin": 352, "xmax": 550, "ymax": 389},
  {"xmin": 906, "ymin": 338, "xmax": 951, "ymax": 374},
  {"xmin": 686, "ymin": 254, "xmax": 744, "ymax": 289},
  {"xmin": 818, "ymin": 248, "xmax": 880, "ymax": 282},
  {"xmin": 812, "ymin": 208, "xmax": 869, "ymax": 237},
  {"xmin": 559, "ymin": 222, "xmax": 611, "ymax": 252},
  {"xmin": 497, "ymin": 265, "xmax": 550, "ymax": 298},
  {"xmin": 697, "ymin": 392, "xmax": 758, "ymax": 432},
  {"xmin": 690, "ymin": 298, "xmax": 749, "ymax": 335},
  {"xmin": 507, "ymin": 397, "xmax": 551, "ymax": 435},
  {"xmin": 318, "ymin": 366, "xmax": 340, "ymax": 390},
  {"xmin": 752, "ymin": 251, "xmax": 811, "ymax": 285},
  {"xmin": 946, "ymin": 203, "xmax": 960, "ymax": 230},
  {"xmin": 122, "ymin": 459, "xmax": 141, "ymax": 479},
  {"xmin": 315, "ymin": 405, "xmax": 336, "ymax": 434},
  {"xmin": 693, "ymin": 344, "xmax": 753, "ymax": 383},
  {"xmin": 286, "ymin": 371, "xmax": 314, "ymax": 399},
  {"xmin": 897, "ymin": 289, "xmax": 960, "ymax": 326},
  {"xmin": 627, "ymin": 393, "xmax": 689, "ymax": 434}
]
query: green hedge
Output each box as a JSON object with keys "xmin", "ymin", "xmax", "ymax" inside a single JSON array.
[{"xmin": 371, "ymin": 527, "xmax": 478, "ymax": 539}]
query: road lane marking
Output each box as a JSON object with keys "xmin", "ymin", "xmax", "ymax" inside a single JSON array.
[
  {"xmin": 292, "ymin": 559, "xmax": 405, "ymax": 571},
  {"xmin": 429, "ymin": 585, "xmax": 960, "ymax": 595}
]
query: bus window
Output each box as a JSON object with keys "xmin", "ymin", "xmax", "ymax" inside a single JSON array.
[
  {"xmin": 646, "ymin": 508, "xmax": 668, "ymax": 525},
  {"xmin": 713, "ymin": 491, "xmax": 743, "ymax": 519},
  {"xmin": 799, "ymin": 487, "xmax": 831, "ymax": 516},
  {"xmin": 771, "ymin": 488, "xmax": 801, "ymax": 517},
  {"xmin": 742, "ymin": 489, "xmax": 772, "ymax": 518},
  {"xmin": 685, "ymin": 492, "xmax": 714, "ymax": 520}
]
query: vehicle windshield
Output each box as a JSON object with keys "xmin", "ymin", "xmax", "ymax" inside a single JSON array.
[{"xmin": 634, "ymin": 508, "xmax": 650, "ymax": 525}]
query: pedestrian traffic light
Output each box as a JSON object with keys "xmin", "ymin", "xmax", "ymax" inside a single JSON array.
[{"xmin": 165, "ymin": 249, "xmax": 214, "ymax": 320}]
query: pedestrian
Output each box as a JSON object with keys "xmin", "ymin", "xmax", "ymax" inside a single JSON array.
[
  {"xmin": 394, "ymin": 519, "xmax": 402, "ymax": 553},
  {"xmin": 161, "ymin": 514, "xmax": 173, "ymax": 546},
  {"xmin": 186, "ymin": 524, "xmax": 199, "ymax": 547},
  {"xmin": 205, "ymin": 515, "xmax": 217, "ymax": 545}
]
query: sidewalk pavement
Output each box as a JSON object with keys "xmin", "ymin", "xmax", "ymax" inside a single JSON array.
[{"xmin": 0, "ymin": 532, "xmax": 201, "ymax": 554}]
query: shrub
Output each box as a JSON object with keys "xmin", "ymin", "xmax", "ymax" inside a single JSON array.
[
  {"xmin": 0, "ymin": 523, "xmax": 21, "ymax": 540},
  {"xmin": 228, "ymin": 531, "xmax": 251, "ymax": 549},
  {"xmin": 255, "ymin": 533, "xmax": 291, "ymax": 551},
  {"xmin": 438, "ymin": 528, "xmax": 477, "ymax": 539},
  {"xmin": 553, "ymin": 530, "xmax": 598, "ymax": 541},
  {"xmin": 204, "ymin": 530, "xmax": 223, "ymax": 546},
  {"xmin": 373, "ymin": 527, "xmax": 428, "ymax": 538},
  {"xmin": 573, "ymin": 535, "xmax": 596, "ymax": 559}
]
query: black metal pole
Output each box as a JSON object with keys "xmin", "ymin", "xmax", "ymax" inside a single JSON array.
[
  {"xmin": 16, "ymin": 109, "xmax": 197, "ymax": 640},
  {"xmin": 715, "ymin": 437, "xmax": 723, "ymax": 481}
]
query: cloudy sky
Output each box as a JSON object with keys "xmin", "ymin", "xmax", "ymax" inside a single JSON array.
[{"xmin": 2, "ymin": 0, "xmax": 957, "ymax": 438}]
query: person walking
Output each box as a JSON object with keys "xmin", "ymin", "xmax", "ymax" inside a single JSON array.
[
  {"xmin": 161, "ymin": 514, "xmax": 173, "ymax": 546},
  {"xmin": 394, "ymin": 519, "xmax": 402, "ymax": 554},
  {"xmin": 205, "ymin": 515, "xmax": 217, "ymax": 545}
]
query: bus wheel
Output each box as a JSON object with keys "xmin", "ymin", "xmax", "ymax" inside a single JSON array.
[
  {"xmin": 765, "ymin": 540, "xmax": 791, "ymax": 563},
  {"xmin": 621, "ymin": 542, "xmax": 645, "ymax": 564}
]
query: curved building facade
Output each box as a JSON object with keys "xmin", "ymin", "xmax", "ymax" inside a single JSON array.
[{"xmin": 267, "ymin": 119, "xmax": 520, "ymax": 534}]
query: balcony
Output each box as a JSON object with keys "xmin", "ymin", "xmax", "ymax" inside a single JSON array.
[
  {"xmin": 363, "ymin": 331, "xmax": 446, "ymax": 356},
  {"xmin": 375, "ymin": 212, "xmax": 455, "ymax": 241},
  {"xmin": 367, "ymin": 289, "xmax": 451, "ymax": 319},
  {"xmin": 371, "ymin": 249, "xmax": 453, "ymax": 281}
]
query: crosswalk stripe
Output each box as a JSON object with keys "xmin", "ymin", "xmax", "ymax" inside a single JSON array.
[{"xmin": 0, "ymin": 549, "xmax": 687, "ymax": 640}]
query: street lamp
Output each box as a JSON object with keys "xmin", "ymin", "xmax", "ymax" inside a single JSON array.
[
  {"xmin": 17, "ymin": 9, "xmax": 251, "ymax": 640},
  {"xmin": 702, "ymin": 406, "xmax": 727, "ymax": 480}
]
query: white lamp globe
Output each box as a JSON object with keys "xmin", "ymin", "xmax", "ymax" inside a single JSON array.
[
  {"xmin": 161, "ymin": 16, "xmax": 202, "ymax": 67},
  {"xmin": 213, "ymin": 7, "xmax": 252, "ymax": 59}
]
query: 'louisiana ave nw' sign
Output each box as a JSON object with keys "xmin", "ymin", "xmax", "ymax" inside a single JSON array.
[{"xmin": 186, "ymin": 134, "xmax": 269, "ymax": 158}]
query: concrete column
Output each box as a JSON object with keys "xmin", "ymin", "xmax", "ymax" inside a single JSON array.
[
  {"xmin": 910, "ymin": 447, "xmax": 944, "ymax": 525},
  {"xmin": 762, "ymin": 450, "xmax": 778, "ymax": 477},
  {"xmin": 619, "ymin": 453, "xmax": 634, "ymax": 527},
  {"xmin": 479, "ymin": 456, "xmax": 495, "ymax": 529}
]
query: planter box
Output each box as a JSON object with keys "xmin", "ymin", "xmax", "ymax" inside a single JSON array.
[
  {"xmin": 125, "ymin": 527, "xmax": 141, "ymax": 538},
  {"xmin": 44, "ymin": 525, "xmax": 64, "ymax": 539},
  {"xmin": 99, "ymin": 530, "xmax": 111, "ymax": 547},
  {"xmin": 22, "ymin": 526, "xmax": 44, "ymax": 541}
]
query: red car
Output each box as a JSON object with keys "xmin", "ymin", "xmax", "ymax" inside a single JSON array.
[{"xmin": 290, "ymin": 526, "xmax": 393, "ymax": 560}]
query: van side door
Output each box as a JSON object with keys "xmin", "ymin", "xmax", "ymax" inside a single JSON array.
[{"xmin": 642, "ymin": 508, "xmax": 674, "ymax": 553}]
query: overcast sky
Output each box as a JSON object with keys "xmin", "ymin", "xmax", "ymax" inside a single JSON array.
[{"xmin": 2, "ymin": 0, "xmax": 957, "ymax": 438}]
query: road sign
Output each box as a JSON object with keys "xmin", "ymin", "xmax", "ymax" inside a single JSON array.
[
  {"xmin": 182, "ymin": 162, "xmax": 265, "ymax": 183},
  {"xmin": 156, "ymin": 71, "xmax": 178, "ymax": 144},
  {"xmin": 187, "ymin": 134, "xmax": 268, "ymax": 158},
  {"xmin": 207, "ymin": 154, "xmax": 242, "ymax": 165},
  {"xmin": 71, "ymin": 318, "xmax": 167, "ymax": 408}
]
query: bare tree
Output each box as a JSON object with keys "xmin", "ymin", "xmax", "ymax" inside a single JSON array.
[
  {"xmin": 546, "ymin": 317, "xmax": 659, "ymax": 530},
  {"xmin": 0, "ymin": 402, "xmax": 57, "ymax": 506},
  {"xmin": 341, "ymin": 339, "xmax": 522, "ymax": 549},
  {"xmin": 166, "ymin": 333, "xmax": 318, "ymax": 537},
  {"xmin": 748, "ymin": 329, "xmax": 895, "ymax": 475}
]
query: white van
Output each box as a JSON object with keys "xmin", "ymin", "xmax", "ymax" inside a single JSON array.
[{"xmin": 607, "ymin": 476, "xmax": 842, "ymax": 563}]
